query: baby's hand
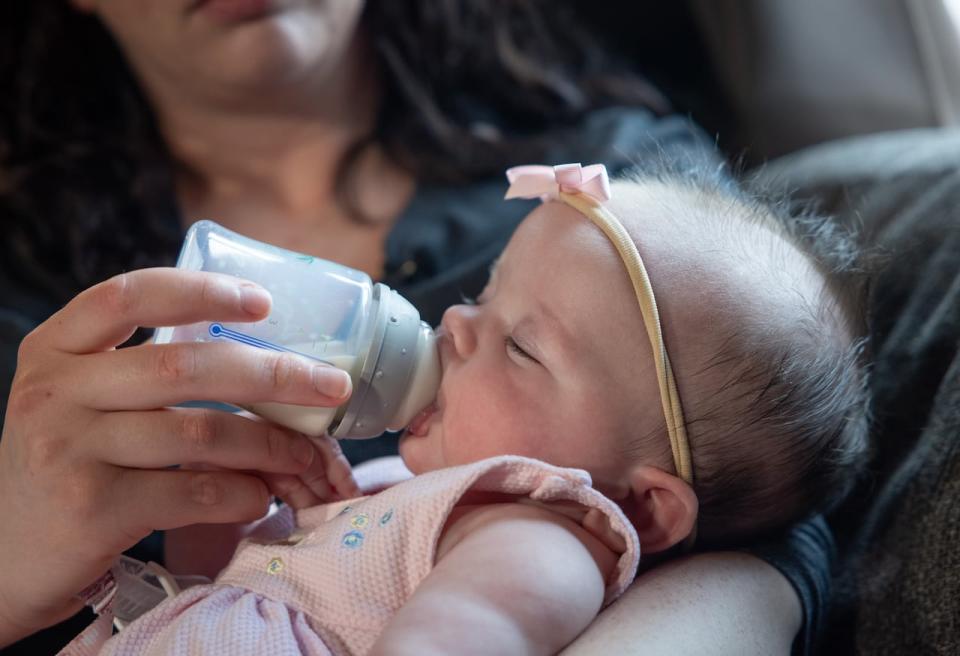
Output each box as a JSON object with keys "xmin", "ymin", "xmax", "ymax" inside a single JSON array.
[
  {"xmin": 261, "ymin": 434, "xmax": 360, "ymax": 509},
  {"xmin": 164, "ymin": 427, "xmax": 359, "ymax": 577}
]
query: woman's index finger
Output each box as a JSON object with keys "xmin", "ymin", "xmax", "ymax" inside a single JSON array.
[{"xmin": 46, "ymin": 268, "xmax": 271, "ymax": 354}]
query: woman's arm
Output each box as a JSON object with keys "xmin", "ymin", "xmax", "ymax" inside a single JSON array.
[{"xmin": 561, "ymin": 552, "xmax": 802, "ymax": 656}]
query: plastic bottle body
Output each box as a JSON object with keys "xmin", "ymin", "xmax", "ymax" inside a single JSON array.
[{"xmin": 155, "ymin": 220, "xmax": 439, "ymax": 438}]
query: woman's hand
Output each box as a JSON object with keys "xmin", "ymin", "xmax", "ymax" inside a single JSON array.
[
  {"xmin": 0, "ymin": 268, "xmax": 353, "ymax": 646},
  {"xmin": 164, "ymin": 431, "xmax": 361, "ymax": 579}
]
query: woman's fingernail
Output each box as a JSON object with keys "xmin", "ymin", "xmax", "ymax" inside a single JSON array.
[
  {"xmin": 313, "ymin": 366, "xmax": 352, "ymax": 398},
  {"xmin": 291, "ymin": 438, "xmax": 315, "ymax": 466},
  {"xmin": 239, "ymin": 284, "xmax": 272, "ymax": 315}
]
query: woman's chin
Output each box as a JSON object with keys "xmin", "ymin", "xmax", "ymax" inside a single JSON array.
[
  {"xmin": 199, "ymin": 33, "xmax": 317, "ymax": 90},
  {"xmin": 184, "ymin": 11, "xmax": 336, "ymax": 93}
]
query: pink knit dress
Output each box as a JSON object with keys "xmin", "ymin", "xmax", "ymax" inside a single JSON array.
[{"xmin": 99, "ymin": 455, "xmax": 640, "ymax": 655}]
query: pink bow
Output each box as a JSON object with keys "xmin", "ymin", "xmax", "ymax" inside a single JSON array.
[{"xmin": 504, "ymin": 163, "xmax": 611, "ymax": 203}]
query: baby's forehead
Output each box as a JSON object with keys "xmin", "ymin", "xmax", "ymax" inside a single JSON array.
[
  {"xmin": 607, "ymin": 179, "xmax": 786, "ymax": 244},
  {"xmin": 605, "ymin": 179, "xmax": 816, "ymax": 296},
  {"xmin": 600, "ymin": 178, "xmax": 826, "ymax": 364},
  {"xmin": 507, "ymin": 180, "xmax": 822, "ymax": 342}
]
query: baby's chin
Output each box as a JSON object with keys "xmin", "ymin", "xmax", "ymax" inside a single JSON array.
[{"xmin": 397, "ymin": 431, "xmax": 433, "ymax": 475}]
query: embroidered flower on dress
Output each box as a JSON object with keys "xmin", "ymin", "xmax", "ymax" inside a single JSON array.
[
  {"xmin": 350, "ymin": 514, "xmax": 370, "ymax": 529},
  {"xmin": 342, "ymin": 530, "xmax": 364, "ymax": 549}
]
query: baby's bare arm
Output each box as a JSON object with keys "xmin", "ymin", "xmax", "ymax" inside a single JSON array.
[{"xmin": 369, "ymin": 503, "xmax": 617, "ymax": 656}]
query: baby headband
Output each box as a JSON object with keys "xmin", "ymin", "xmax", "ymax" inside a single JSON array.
[{"xmin": 504, "ymin": 163, "xmax": 695, "ymax": 491}]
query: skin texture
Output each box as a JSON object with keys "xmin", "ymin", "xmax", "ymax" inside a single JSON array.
[{"xmin": 561, "ymin": 551, "xmax": 802, "ymax": 656}]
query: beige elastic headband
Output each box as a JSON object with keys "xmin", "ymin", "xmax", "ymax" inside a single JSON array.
[{"xmin": 505, "ymin": 164, "xmax": 695, "ymax": 491}]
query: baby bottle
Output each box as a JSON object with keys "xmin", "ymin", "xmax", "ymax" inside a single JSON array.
[{"xmin": 153, "ymin": 220, "xmax": 440, "ymax": 439}]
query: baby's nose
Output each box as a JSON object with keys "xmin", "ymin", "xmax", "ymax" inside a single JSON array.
[{"xmin": 440, "ymin": 304, "xmax": 478, "ymax": 359}]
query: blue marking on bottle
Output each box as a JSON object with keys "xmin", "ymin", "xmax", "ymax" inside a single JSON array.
[
  {"xmin": 207, "ymin": 324, "xmax": 336, "ymax": 367},
  {"xmin": 209, "ymin": 323, "xmax": 289, "ymax": 352}
]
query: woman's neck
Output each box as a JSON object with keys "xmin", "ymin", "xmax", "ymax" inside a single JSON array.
[
  {"xmin": 169, "ymin": 108, "xmax": 369, "ymax": 223},
  {"xmin": 159, "ymin": 31, "xmax": 375, "ymax": 216},
  {"xmin": 143, "ymin": 35, "xmax": 415, "ymax": 275}
]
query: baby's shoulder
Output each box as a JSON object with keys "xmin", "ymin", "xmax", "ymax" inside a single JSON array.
[{"xmin": 436, "ymin": 501, "xmax": 620, "ymax": 581}]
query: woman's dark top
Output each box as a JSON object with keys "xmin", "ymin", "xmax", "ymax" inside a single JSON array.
[{"xmin": 0, "ymin": 107, "xmax": 830, "ymax": 655}]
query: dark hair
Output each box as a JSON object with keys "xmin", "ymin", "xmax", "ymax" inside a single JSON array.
[
  {"xmin": 621, "ymin": 162, "xmax": 872, "ymax": 548},
  {"xmin": 699, "ymin": 179, "xmax": 872, "ymax": 547},
  {"xmin": 0, "ymin": 1, "xmax": 666, "ymax": 305}
]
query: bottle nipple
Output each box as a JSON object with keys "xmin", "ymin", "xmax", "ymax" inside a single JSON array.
[{"xmin": 386, "ymin": 323, "xmax": 440, "ymax": 431}]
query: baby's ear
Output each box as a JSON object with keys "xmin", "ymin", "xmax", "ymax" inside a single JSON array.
[{"xmin": 621, "ymin": 465, "xmax": 698, "ymax": 553}]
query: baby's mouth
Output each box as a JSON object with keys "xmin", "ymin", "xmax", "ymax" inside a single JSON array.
[
  {"xmin": 404, "ymin": 331, "xmax": 449, "ymax": 438},
  {"xmin": 406, "ymin": 401, "xmax": 438, "ymax": 437}
]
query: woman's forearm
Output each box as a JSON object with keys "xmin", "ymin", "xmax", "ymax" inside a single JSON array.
[{"xmin": 561, "ymin": 552, "xmax": 802, "ymax": 656}]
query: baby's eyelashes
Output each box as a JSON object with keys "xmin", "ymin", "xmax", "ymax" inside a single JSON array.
[{"xmin": 506, "ymin": 336, "xmax": 539, "ymax": 364}]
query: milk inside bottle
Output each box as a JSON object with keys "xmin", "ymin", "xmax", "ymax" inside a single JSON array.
[{"xmin": 154, "ymin": 220, "xmax": 440, "ymax": 439}]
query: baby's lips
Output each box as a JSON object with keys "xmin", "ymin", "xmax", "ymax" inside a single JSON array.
[{"xmin": 405, "ymin": 402, "xmax": 438, "ymax": 437}]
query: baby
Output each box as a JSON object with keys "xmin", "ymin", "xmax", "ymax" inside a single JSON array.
[{"xmin": 80, "ymin": 162, "xmax": 869, "ymax": 655}]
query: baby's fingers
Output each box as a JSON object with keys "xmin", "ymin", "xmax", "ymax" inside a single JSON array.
[
  {"xmin": 262, "ymin": 436, "xmax": 358, "ymax": 510},
  {"xmin": 262, "ymin": 472, "xmax": 324, "ymax": 510},
  {"xmin": 310, "ymin": 435, "xmax": 360, "ymax": 500}
]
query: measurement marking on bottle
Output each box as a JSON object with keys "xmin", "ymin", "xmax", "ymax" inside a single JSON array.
[
  {"xmin": 208, "ymin": 324, "xmax": 333, "ymax": 365},
  {"xmin": 209, "ymin": 323, "xmax": 289, "ymax": 351}
]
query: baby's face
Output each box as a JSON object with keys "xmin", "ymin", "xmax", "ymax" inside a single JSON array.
[
  {"xmin": 400, "ymin": 179, "xmax": 831, "ymax": 523},
  {"xmin": 399, "ymin": 200, "xmax": 664, "ymax": 495}
]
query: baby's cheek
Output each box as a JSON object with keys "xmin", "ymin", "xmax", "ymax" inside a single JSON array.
[
  {"xmin": 447, "ymin": 413, "xmax": 528, "ymax": 465},
  {"xmin": 440, "ymin": 409, "xmax": 493, "ymax": 462},
  {"xmin": 398, "ymin": 434, "xmax": 437, "ymax": 475},
  {"xmin": 442, "ymin": 364, "xmax": 529, "ymax": 460}
]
